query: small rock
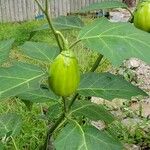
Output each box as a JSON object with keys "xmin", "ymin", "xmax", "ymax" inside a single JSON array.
[
  {"xmin": 91, "ymin": 97, "xmax": 126, "ymax": 109},
  {"xmin": 130, "ymin": 101, "xmax": 150, "ymax": 118},
  {"xmin": 111, "ymin": 110, "xmax": 125, "ymax": 118},
  {"xmin": 121, "ymin": 118, "xmax": 141, "ymax": 127},
  {"xmin": 124, "ymin": 144, "xmax": 141, "ymax": 150},
  {"xmin": 125, "ymin": 58, "xmax": 140, "ymax": 69},
  {"xmin": 91, "ymin": 121, "xmax": 106, "ymax": 130}
]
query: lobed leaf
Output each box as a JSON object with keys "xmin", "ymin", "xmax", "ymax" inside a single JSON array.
[
  {"xmin": 54, "ymin": 122, "xmax": 83, "ymax": 150},
  {"xmin": 17, "ymin": 87, "xmax": 59, "ymax": 103},
  {"xmin": 78, "ymin": 18, "xmax": 150, "ymax": 66},
  {"xmin": 82, "ymin": 125, "xmax": 123, "ymax": 150},
  {"xmin": 54, "ymin": 121, "xmax": 122, "ymax": 150},
  {"xmin": 71, "ymin": 100, "xmax": 114, "ymax": 123},
  {"xmin": 20, "ymin": 42, "xmax": 59, "ymax": 63},
  {"xmin": 0, "ymin": 62, "xmax": 45, "ymax": 100},
  {"xmin": 78, "ymin": 72, "xmax": 148, "ymax": 100}
]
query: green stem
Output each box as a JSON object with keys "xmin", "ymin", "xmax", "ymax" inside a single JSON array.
[
  {"xmin": 11, "ymin": 137, "xmax": 19, "ymax": 150},
  {"xmin": 90, "ymin": 54, "xmax": 103, "ymax": 72},
  {"xmin": 45, "ymin": 0, "xmax": 48, "ymax": 13},
  {"xmin": 43, "ymin": 96, "xmax": 67, "ymax": 150},
  {"xmin": 45, "ymin": 13, "xmax": 63, "ymax": 51},
  {"xmin": 34, "ymin": 0, "xmax": 62, "ymax": 51},
  {"xmin": 34, "ymin": 0, "xmax": 45, "ymax": 13},
  {"xmin": 62, "ymin": 97, "xmax": 67, "ymax": 113},
  {"xmin": 54, "ymin": 117, "xmax": 67, "ymax": 132},
  {"xmin": 69, "ymin": 40, "xmax": 81, "ymax": 49},
  {"xmin": 43, "ymin": 113, "xmax": 65, "ymax": 150},
  {"xmin": 56, "ymin": 31, "xmax": 69, "ymax": 50},
  {"xmin": 68, "ymin": 93, "xmax": 79, "ymax": 110}
]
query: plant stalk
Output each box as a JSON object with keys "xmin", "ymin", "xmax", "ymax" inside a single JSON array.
[
  {"xmin": 62, "ymin": 97, "xmax": 67, "ymax": 113},
  {"xmin": 69, "ymin": 40, "xmax": 81, "ymax": 49},
  {"xmin": 56, "ymin": 31, "xmax": 69, "ymax": 50},
  {"xmin": 45, "ymin": 13, "xmax": 63, "ymax": 50},
  {"xmin": 34, "ymin": 0, "xmax": 63, "ymax": 51},
  {"xmin": 45, "ymin": 0, "xmax": 48, "ymax": 13},
  {"xmin": 43, "ymin": 113, "xmax": 65, "ymax": 150},
  {"xmin": 43, "ymin": 96, "xmax": 68, "ymax": 150},
  {"xmin": 68, "ymin": 93, "xmax": 79, "ymax": 110},
  {"xmin": 90, "ymin": 54, "xmax": 103, "ymax": 72}
]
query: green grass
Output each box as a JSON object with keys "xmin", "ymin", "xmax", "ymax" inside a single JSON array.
[
  {"xmin": 0, "ymin": 20, "xmax": 48, "ymax": 45},
  {"xmin": 0, "ymin": 99, "xmax": 47, "ymax": 150},
  {"xmin": 0, "ymin": 19, "xmax": 110, "ymax": 149}
]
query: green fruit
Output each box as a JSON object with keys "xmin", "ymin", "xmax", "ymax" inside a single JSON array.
[
  {"xmin": 134, "ymin": 1, "xmax": 150, "ymax": 32},
  {"xmin": 48, "ymin": 50, "xmax": 80, "ymax": 97}
]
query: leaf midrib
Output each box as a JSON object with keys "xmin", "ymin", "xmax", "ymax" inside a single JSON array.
[{"xmin": 0, "ymin": 72, "xmax": 45, "ymax": 97}]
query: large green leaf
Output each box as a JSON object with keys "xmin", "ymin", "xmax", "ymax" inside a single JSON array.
[
  {"xmin": 78, "ymin": 18, "xmax": 150, "ymax": 66},
  {"xmin": 82, "ymin": 126, "xmax": 123, "ymax": 150},
  {"xmin": 79, "ymin": 1, "xmax": 127, "ymax": 13},
  {"xmin": 54, "ymin": 122, "xmax": 83, "ymax": 150},
  {"xmin": 0, "ymin": 113, "xmax": 22, "ymax": 138},
  {"xmin": 78, "ymin": 72, "xmax": 148, "ymax": 100},
  {"xmin": 71, "ymin": 100, "xmax": 114, "ymax": 123},
  {"xmin": 17, "ymin": 87, "xmax": 59, "ymax": 103},
  {"xmin": 20, "ymin": 42, "xmax": 59, "ymax": 63},
  {"xmin": 54, "ymin": 122, "xmax": 122, "ymax": 150},
  {"xmin": 0, "ymin": 62, "xmax": 45, "ymax": 100},
  {"xmin": 0, "ymin": 39, "xmax": 14, "ymax": 64},
  {"xmin": 33, "ymin": 15, "xmax": 84, "ymax": 32}
]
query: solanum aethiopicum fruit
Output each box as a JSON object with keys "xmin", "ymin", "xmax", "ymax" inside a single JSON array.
[
  {"xmin": 48, "ymin": 50, "xmax": 80, "ymax": 97},
  {"xmin": 134, "ymin": 1, "xmax": 150, "ymax": 32}
]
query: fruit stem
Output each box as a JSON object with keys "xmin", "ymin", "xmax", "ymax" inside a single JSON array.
[
  {"xmin": 34, "ymin": 0, "xmax": 63, "ymax": 51},
  {"xmin": 56, "ymin": 31, "xmax": 69, "ymax": 51},
  {"xmin": 62, "ymin": 97, "xmax": 67, "ymax": 113}
]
